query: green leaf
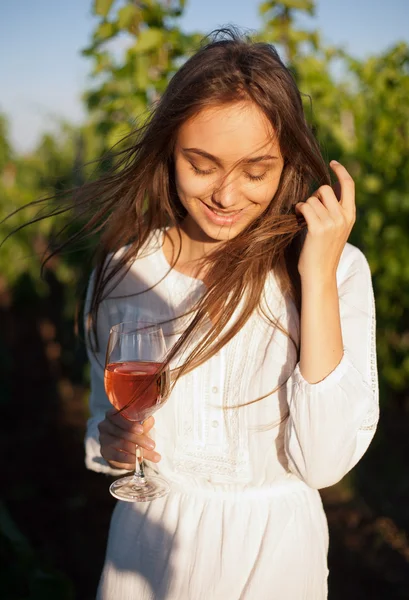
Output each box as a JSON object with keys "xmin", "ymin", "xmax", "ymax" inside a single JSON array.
[
  {"xmin": 259, "ymin": 0, "xmax": 315, "ymax": 15},
  {"xmin": 277, "ymin": 0, "xmax": 314, "ymax": 10},
  {"xmin": 94, "ymin": 20, "xmax": 117, "ymax": 42},
  {"xmin": 133, "ymin": 27, "xmax": 164, "ymax": 53},
  {"xmin": 363, "ymin": 174, "xmax": 382, "ymax": 193},
  {"xmin": 84, "ymin": 90, "xmax": 102, "ymax": 111},
  {"xmin": 134, "ymin": 54, "xmax": 151, "ymax": 89},
  {"xmin": 81, "ymin": 44, "xmax": 97, "ymax": 57},
  {"xmin": 367, "ymin": 210, "xmax": 383, "ymax": 234},
  {"xmin": 259, "ymin": 1, "xmax": 272, "ymax": 15},
  {"xmin": 118, "ymin": 4, "xmax": 140, "ymax": 31},
  {"xmin": 93, "ymin": 0, "xmax": 115, "ymax": 17}
]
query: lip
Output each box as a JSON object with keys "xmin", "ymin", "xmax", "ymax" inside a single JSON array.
[{"xmin": 200, "ymin": 200, "xmax": 245, "ymax": 226}]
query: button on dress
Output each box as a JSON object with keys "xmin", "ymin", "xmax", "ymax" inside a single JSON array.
[{"xmin": 84, "ymin": 230, "xmax": 379, "ymax": 599}]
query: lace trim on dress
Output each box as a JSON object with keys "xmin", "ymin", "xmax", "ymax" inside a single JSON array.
[{"xmin": 359, "ymin": 282, "xmax": 379, "ymax": 431}]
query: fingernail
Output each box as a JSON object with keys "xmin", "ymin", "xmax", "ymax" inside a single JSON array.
[
  {"xmin": 152, "ymin": 452, "xmax": 161, "ymax": 462},
  {"xmin": 146, "ymin": 440, "xmax": 155, "ymax": 450},
  {"xmin": 134, "ymin": 424, "xmax": 144, "ymax": 434},
  {"xmin": 330, "ymin": 160, "xmax": 339, "ymax": 165}
]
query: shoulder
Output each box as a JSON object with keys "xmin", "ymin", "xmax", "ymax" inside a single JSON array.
[
  {"xmin": 108, "ymin": 229, "xmax": 163, "ymax": 269},
  {"xmin": 88, "ymin": 229, "xmax": 165, "ymax": 296},
  {"xmin": 337, "ymin": 243, "xmax": 372, "ymax": 285},
  {"xmin": 106, "ymin": 229, "xmax": 163, "ymax": 277}
]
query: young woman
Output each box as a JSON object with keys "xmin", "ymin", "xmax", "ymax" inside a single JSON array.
[{"xmin": 83, "ymin": 29, "xmax": 379, "ymax": 599}]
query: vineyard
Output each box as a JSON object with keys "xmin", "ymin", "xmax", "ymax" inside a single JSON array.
[{"xmin": 0, "ymin": 1, "xmax": 408, "ymax": 598}]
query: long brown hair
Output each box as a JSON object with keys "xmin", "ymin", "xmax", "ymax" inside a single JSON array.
[{"xmin": 5, "ymin": 28, "xmax": 331, "ymax": 390}]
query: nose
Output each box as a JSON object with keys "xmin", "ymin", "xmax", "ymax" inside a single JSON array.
[{"xmin": 211, "ymin": 173, "xmax": 238, "ymax": 209}]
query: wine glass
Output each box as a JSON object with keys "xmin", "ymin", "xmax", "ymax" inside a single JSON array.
[{"xmin": 104, "ymin": 321, "xmax": 170, "ymax": 502}]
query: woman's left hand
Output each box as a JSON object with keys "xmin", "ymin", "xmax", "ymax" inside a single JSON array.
[{"xmin": 295, "ymin": 161, "xmax": 356, "ymax": 283}]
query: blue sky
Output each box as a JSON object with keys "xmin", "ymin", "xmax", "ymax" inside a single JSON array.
[{"xmin": 1, "ymin": 0, "xmax": 408, "ymax": 153}]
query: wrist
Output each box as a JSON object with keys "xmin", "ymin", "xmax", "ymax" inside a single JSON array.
[{"xmin": 300, "ymin": 272, "xmax": 338, "ymax": 292}]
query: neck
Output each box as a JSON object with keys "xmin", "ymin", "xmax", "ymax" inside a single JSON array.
[{"xmin": 163, "ymin": 218, "xmax": 223, "ymax": 280}]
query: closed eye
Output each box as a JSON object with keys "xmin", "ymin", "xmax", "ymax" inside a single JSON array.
[
  {"xmin": 245, "ymin": 172, "xmax": 267, "ymax": 182},
  {"xmin": 190, "ymin": 164, "xmax": 215, "ymax": 176},
  {"xmin": 190, "ymin": 163, "xmax": 267, "ymax": 182}
]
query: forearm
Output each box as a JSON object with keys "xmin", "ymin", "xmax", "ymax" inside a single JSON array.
[
  {"xmin": 299, "ymin": 276, "xmax": 343, "ymax": 384},
  {"xmin": 286, "ymin": 247, "xmax": 379, "ymax": 489}
]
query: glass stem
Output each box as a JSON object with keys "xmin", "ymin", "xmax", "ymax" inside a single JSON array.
[
  {"xmin": 132, "ymin": 421, "xmax": 146, "ymax": 486},
  {"xmin": 133, "ymin": 444, "xmax": 146, "ymax": 485}
]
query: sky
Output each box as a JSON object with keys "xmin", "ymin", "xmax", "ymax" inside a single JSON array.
[{"xmin": 1, "ymin": 0, "xmax": 408, "ymax": 154}]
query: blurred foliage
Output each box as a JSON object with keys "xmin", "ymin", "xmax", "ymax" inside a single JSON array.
[
  {"xmin": 258, "ymin": 0, "xmax": 319, "ymax": 61},
  {"xmin": 0, "ymin": 115, "xmax": 12, "ymax": 173},
  {"xmin": 0, "ymin": 1, "xmax": 408, "ymax": 597},
  {"xmin": 82, "ymin": 0, "xmax": 202, "ymax": 152},
  {"xmin": 344, "ymin": 44, "xmax": 409, "ymax": 392}
]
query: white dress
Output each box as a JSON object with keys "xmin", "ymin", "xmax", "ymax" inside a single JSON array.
[{"xmin": 84, "ymin": 230, "xmax": 379, "ymax": 600}]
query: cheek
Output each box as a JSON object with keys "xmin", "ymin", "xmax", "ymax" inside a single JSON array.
[
  {"xmin": 175, "ymin": 166, "xmax": 211, "ymax": 203},
  {"xmin": 248, "ymin": 177, "xmax": 281, "ymax": 208}
]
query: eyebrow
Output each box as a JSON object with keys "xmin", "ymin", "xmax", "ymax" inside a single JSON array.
[{"xmin": 182, "ymin": 147, "xmax": 279, "ymax": 166}]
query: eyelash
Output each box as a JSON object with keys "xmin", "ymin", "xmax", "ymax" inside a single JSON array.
[{"xmin": 190, "ymin": 165, "xmax": 267, "ymax": 182}]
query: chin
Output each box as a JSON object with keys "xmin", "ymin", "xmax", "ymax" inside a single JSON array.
[{"xmin": 197, "ymin": 220, "xmax": 246, "ymax": 242}]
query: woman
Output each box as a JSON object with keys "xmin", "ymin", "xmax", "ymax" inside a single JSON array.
[{"xmin": 84, "ymin": 29, "xmax": 379, "ymax": 599}]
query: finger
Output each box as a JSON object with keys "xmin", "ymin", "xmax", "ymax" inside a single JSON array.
[
  {"xmin": 305, "ymin": 195, "xmax": 330, "ymax": 221},
  {"xmin": 106, "ymin": 448, "xmax": 162, "ymax": 471},
  {"xmin": 313, "ymin": 185, "xmax": 343, "ymax": 217},
  {"xmin": 106, "ymin": 408, "xmax": 144, "ymax": 434},
  {"xmin": 141, "ymin": 449, "xmax": 162, "ymax": 462},
  {"xmin": 295, "ymin": 202, "xmax": 321, "ymax": 232},
  {"xmin": 329, "ymin": 160, "xmax": 355, "ymax": 215},
  {"xmin": 100, "ymin": 439, "xmax": 134, "ymax": 470},
  {"xmin": 101, "ymin": 434, "xmax": 162, "ymax": 464},
  {"xmin": 105, "ymin": 448, "xmax": 161, "ymax": 466},
  {"xmin": 99, "ymin": 420, "xmax": 156, "ymax": 450},
  {"xmin": 143, "ymin": 416, "xmax": 155, "ymax": 433},
  {"xmin": 102, "ymin": 433, "xmax": 158, "ymax": 458}
]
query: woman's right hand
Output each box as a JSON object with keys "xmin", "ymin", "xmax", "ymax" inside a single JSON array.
[{"xmin": 98, "ymin": 410, "xmax": 161, "ymax": 470}]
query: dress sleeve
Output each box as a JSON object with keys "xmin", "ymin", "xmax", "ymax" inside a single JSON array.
[
  {"xmin": 284, "ymin": 245, "xmax": 379, "ymax": 489},
  {"xmin": 83, "ymin": 270, "xmax": 129, "ymax": 476}
]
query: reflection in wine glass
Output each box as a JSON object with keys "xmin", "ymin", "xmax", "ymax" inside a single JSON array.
[{"xmin": 104, "ymin": 321, "xmax": 170, "ymax": 502}]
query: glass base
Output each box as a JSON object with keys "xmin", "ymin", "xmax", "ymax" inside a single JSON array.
[{"xmin": 109, "ymin": 474, "xmax": 170, "ymax": 502}]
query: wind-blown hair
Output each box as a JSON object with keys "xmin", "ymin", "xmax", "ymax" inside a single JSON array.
[{"xmin": 5, "ymin": 28, "xmax": 331, "ymax": 396}]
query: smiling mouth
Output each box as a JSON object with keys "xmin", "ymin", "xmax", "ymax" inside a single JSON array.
[{"xmin": 201, "ymin": 202, "xmax": 243, "ymax": 216}]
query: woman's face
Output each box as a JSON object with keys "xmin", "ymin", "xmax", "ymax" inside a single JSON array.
[{"xmin": 173, "ymin": 101, "xmax": 284, "ymax": 243}]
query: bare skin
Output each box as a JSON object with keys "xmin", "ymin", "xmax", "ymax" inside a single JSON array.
[
  {"xmin": 296, "ymin": 160, "xmax": 356, "ymax": 383},
  {"xmin": 99, "ymin": 413, "xmax": 161, "ymax": 471},
  {"xmin": 98, "ymin": 103, "xmax": 356, "ymax": 469},
  {"xmin": 163, "ymin": 101, "xmax": 284, "ymax": 280}
]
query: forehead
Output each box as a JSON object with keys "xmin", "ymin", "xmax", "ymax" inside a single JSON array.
[{"xmin": 176, "ymin": 101, "xmax": 280, "ymax": 161}]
